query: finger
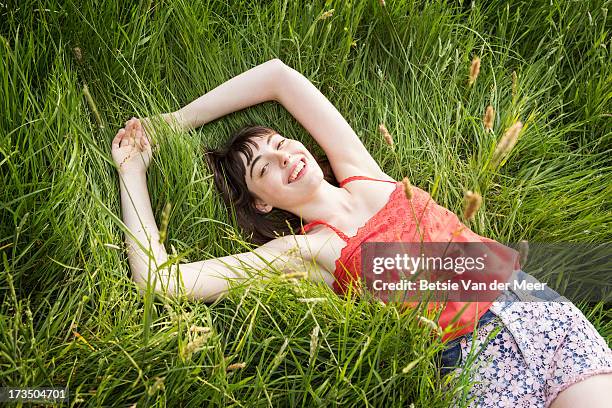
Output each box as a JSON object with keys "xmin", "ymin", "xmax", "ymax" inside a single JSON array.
[
  {"xmin": 125, "ymin": 120, "xmax": 137, "ymax": 140},
  {"xmin": 134, "ymin": 127, "xmax": 144, "ymax": 149},
  {"xmin": 112, "ymin": 129, "xmax": 125, "ymax": 149}
]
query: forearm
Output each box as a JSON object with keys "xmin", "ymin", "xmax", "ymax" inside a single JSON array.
[
  {"xmin": 118, "ymin": 171, "xmax": 170, "ymax": 290},
  {"xmin": 172, "ymin": 58, "xmax": 286, "ymax": 130}
]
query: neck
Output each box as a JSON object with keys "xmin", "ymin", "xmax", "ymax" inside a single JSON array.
[{"xmin": 286, "ymin": 180, "xmax": 357, "ymax": 226}]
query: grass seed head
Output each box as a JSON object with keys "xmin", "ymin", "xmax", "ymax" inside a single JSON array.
[
  {"xmin": 159, "ymin": 202, "xmax": 172, "ymax": 244},
  {"xmin": 72, "ymin": 47, "xmax": 83, "ymax": 63},
  {"xmin": 417, "ymin": 315, "xmax": 443, "ymax": 337},
  {"xmin": 82, "ymin": 84, "xmax": 104, "ymax": 128},
  {"xmin": 181, "ymin": 335, "xmax": 208, "ymax": 359},
  {"xmin": 484, "ymin": 105, "xmax": 495, "ymax": 132},
  {"xmin": 492, "ymin": 121, "xmax": 523, "ymax": 166},
  {"xmin": 469, "ymin": 56, "xmax": 481, "ymax": 86},
  {"xmin": 189, "ymin": 325, "xmax": 211, "ymax": 334},
  {"xmin": 379, "ymin": 123, "xmax": 393, "ymax": 147},
  {"xmin": 309, "ymin": 325, "xmax": 320, "ymax": 363},
  {"xmin": 148, "ymin": 376, "xmax": 165, "ymax": 396},
  {"xmin": 402, "ymin": 177, "xmax": 413, "ymax": 200},
  {"xmin": 226, "ymin": 362, "xmax": 246, "ymax": 371},
  {"xmin": 463, "ymin": 190, "xmax": 482, "ymax": 221},
  {"xmin": 319, "ymin": 9, "xmax": 334, "ymax": 20},
  {"xmin": 379, "ymin": 0, "xmax": 386, "ymax": 6}
]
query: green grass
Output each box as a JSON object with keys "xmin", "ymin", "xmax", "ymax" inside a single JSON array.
[{"xmin": 1, "ymin": 0, "xmax": 610, "ymax": 406}]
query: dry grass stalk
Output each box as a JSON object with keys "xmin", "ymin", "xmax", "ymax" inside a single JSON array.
[
  {"xmin": 379, "ymin": 0, "xmax": 386, "ymax": 6},
  {"xmin": 297, "ymin": 297, "xmax": 327, "ymax": 303},
  {"xmin": 469, "ymin": 56, "xmax": 481, "ymax": 86},
  {"xmin": 519, "ymin": 240, "xmax": 529, "ymax": 267},
  {"xmin": 280, "ymin": 271, "xmax": 308, "ymax": 279},
  {"xmin": 402, "ymin": 177, "xmax": 413, "ymax": 200},
  {"xmin": 491, "ymin": 121, "xmax": 523, "ymax": 166},
  {"xmin": 463, "ymin": 191, "xmax": 482, "ymax": 221},
  {"xmin": 483, "ymin": 105, "xmax": 495, "ymax": 132},
  {"xmin": 72, "ymin": 330, "xmax": 96, "ymax": 351},
  {"xmin": 512, "ymin": 70, "xmax": 518, "ymax": 97},
  {"xmin": 379, "ymin": 123, "xmax": 393, "ymax": 147}
]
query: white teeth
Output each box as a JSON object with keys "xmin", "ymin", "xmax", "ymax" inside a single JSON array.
[{"xmin": 289, "ymin": 161, "xmax": 305, "ymax": 182}]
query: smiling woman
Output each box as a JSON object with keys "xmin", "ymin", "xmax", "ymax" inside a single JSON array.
[{"xmin": 204, "ymin": 125, "xmax": 339, "ymax": 245}]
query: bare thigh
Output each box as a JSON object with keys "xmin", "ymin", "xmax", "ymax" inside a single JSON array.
[{"xmin": 550, "ymin": 373, "xmax": 612, "ymax": 408}]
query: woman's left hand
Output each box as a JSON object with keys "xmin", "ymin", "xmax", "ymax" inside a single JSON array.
[{"xmin": 111, "ymin": 117, "xmax": 153, "ymax": 175}]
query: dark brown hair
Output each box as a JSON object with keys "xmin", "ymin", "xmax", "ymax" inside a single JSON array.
[{"xmin": 204, "ymin": 125, "xmax": 338, "ymax": 245}]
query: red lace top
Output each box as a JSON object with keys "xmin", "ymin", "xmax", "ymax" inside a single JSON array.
[{"xmin": 299, "ymin": 175, "xmax": 519, "ymax": 341}]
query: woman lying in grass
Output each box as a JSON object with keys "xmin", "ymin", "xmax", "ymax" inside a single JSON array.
[{"xmin": 111, "ymin": 59, "xmax": 612, "ymax": 407}]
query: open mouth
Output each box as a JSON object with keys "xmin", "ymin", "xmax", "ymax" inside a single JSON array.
[{"xmin": 288, "ymin": 158, "xmax": 307, "ymax": 184}]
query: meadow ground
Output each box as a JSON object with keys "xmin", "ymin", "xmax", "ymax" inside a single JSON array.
[{"xmin": 1, "ymin": 0, "xmax": 610, "ymax": 406}]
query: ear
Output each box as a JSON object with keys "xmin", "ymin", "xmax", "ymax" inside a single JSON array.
[{"xmin": 254, "ymin": 198, "xmax": 273, "ymax": 214}]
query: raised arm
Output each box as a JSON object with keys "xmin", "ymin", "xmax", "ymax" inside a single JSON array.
[
  {"xmin": 152, "ymin": 59, "xmax": 388, "ymax": 183},
  {"xmin": 159, "ymin": 59, "xmax": 287, "ymax": 131},
  {"xmin": 111, "ymin": 118, "xmax": 323, "ymax": 302}
]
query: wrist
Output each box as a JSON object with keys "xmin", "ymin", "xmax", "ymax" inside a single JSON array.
[
  {"xmin": 117, "ymin": 168, "xmax": 148, "ymax": 182},
  {"xmin": 164, "ymin": 111, "xmax": 186, "ymax": 131}
]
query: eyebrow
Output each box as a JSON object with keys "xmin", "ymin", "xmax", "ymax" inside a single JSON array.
[{"xmin": 249, "ymin": 133, "xmax": 275, "ymax": 179}]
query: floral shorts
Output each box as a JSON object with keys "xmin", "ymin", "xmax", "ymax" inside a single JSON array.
[{"xmin": 440, "ymin": 271, "xmax": 612, "ymax": 407}]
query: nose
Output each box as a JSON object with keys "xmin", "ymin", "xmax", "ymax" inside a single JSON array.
[{"xmin": 277, "ymin": 151, "xmax": 292, "ymax": 168}]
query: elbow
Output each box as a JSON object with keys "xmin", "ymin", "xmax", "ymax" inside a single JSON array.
[
  {"xmin": 269, "ymin": 58, "xmax": 286, "ymax": 68},
  {"xmin": 268, "ymin": 59, "xmax": 293, "ymax": 101},
  {"xmin": 130, "ymin": 264, "xmax": 176, "ymax": 299}
]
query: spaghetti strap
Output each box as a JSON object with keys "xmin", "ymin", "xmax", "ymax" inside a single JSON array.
[
  {"xmin": 339, "ymin": 175, "xmax": 397, "ymax": 188},
  {"xmin": 300, "ymin": 175, "xmax": 397, "ymax": 241},
  {"xmin": 300, "ymin": 220, "xmax": 350, "ymax": 242}
]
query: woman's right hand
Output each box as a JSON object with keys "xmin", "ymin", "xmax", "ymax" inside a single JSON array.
[{"xmin": 112, "ymin": 118, "xmax": 153, "ymax": 175}]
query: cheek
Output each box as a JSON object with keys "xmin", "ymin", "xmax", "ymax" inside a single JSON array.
[{"xmin": 256, "ymin": 175, "xmax": 279, "ymax": 196}]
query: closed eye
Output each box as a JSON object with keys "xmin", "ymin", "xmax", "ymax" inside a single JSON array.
[{"xmin": 260, "ymin": 138, "xmax": 286, "ymax": 177}]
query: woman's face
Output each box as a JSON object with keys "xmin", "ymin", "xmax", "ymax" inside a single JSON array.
[{"xmin": 240, "ymin": 133, "xmax": 324, "ymax": 213}]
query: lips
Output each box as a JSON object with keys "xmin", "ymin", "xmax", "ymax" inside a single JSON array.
[{"xmin": 288, "ymin": 157, "xmax": 306, "ymax": 184}]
